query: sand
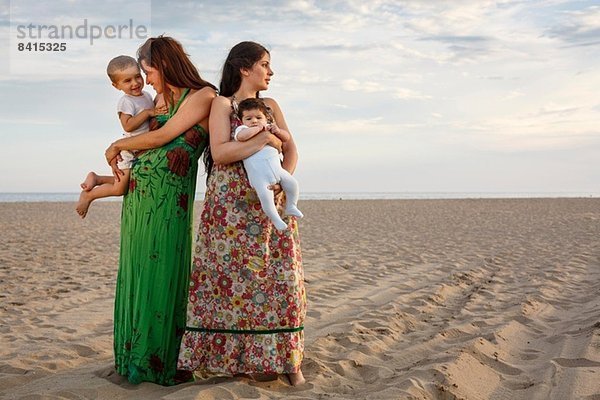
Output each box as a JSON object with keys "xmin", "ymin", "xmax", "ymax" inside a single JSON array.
[{"xmin": 0, "ymin": 199, "xmax": 599, "ymax": 399}]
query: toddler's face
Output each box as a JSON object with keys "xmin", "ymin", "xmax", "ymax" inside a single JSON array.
[
  {"xmin": 241, "ymin": 109, "xmax": 267, "ymax": 127},
  {"xmin": 112, "ymin": 65, "xmax": 144, "ymax": 96}
]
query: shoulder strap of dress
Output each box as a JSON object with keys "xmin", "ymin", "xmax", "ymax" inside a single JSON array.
[
  {"xmin": 231, "ymin": 96, "xmax": 239, "ymax": 114},
  {"xmin": 169, "ymin": 88, "xmax": 191, "ymax": 116}
]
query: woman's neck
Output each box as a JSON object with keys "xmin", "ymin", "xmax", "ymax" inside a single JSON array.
[
  {"xmin": 169, "ymin": 86, "xmax": 184, "ymax": 103},
  {"xmin": 233, "ymin": 83, "xmax": 259, "ymax": 101}
]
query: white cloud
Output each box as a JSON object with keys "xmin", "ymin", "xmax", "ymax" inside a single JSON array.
[
  {"xmin": 502, "ymin": 90, "xmax": 525, "ymax": 100},
  {"xmin": 394, "ymin": 88, "xmax": 431, "ymax": 100},
  {"xmin": 342, "ymin": 79, "xmax": 384, "ymax": 93}
]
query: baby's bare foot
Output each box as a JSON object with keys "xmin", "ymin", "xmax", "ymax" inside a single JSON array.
[
  {"xmin": 287, "ymin": 370, "xmax": 305, "ymax": 386},
  {"xmin": 75, "ymin": 191, "xmax": 92, "ymax": 219},
  {"xmin": 80, "ymin": 172, "xmax": 98, "ymax": 191}
]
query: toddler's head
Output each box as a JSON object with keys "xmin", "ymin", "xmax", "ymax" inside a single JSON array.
[
  {"xmin": 107, "ymin": 55, "xmax": 144, "ymax": 97},
  {"xmin": 237, "ymin": 98, "xmax": 272, "ymax": 127}
]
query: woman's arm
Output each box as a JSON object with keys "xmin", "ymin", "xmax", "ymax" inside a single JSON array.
[
  {"xmin": 105, "ymin": 87, "xmax": 216, "ymax": 162},
  {"xmin": 264, "ymin": 98, "xmax": 298, "ymax": 174},
  {"xmin": 209, "ymin": 96, "xmax": 282, "ymax": 165}
]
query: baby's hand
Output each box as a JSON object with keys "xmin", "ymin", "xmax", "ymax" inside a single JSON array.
[{"xmin": 267, "ymin": 123, "xmax": 280, "ymax": 135}]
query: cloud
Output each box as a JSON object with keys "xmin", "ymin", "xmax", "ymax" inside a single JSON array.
[
  {"xmin": 306, "ymin": 117, "xmax": 393, "ymax": 135},
  {"xmin": 342, "ymin": 79, "xmax": 384, "ymax": 93},
  {"xmin": 546, "ymin": 5, "xmax": 600, "ymax": 47},
  {"xmin": 341, "ymin": 79, "xmax": 430, "ymax": 100},
  {"xmin": 394, "ymin": 88, "xmax": 431, "ymax": 100}
]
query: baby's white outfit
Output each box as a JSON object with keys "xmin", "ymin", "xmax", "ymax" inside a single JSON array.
[
  {"xmin": 234, "ymin": 124, "xmax": 303, "ymax": 231},
  {"xmin": 116, "ymin": 91, "xmax": 154, "ymax": 169}
]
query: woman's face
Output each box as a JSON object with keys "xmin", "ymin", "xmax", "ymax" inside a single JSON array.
[
  {"xmin": 244, "ymin": 52, "xmax": 273, "ymax": 91},
  {"xmin": 141, "ymin": 60, "xmax": 164, "ymax": 94}
]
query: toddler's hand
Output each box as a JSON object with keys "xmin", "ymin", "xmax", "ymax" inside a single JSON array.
[{"xmin": 149, "ymin": 105, "xmax": 168, "ymax": 117}]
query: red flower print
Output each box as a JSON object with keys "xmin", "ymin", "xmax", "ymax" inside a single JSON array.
[
  {"xmin": 178, "ymin": 193, "xmax": 189, "ymax": 211},
  {"xmin": 184, "ymin": 128, "xmax": 202, "ymax": 149},
  {"xmin": 149, "ymin": 354, "xmax": 164, "ymax": 373},
  {"xmin": 128, "ymin": 179, "xmax": 136, "ymax": 193},
  {"xmin": 213, "ymin": 205, "xmax": 228, "ymax": 222},
  {"xmin": 212, "ymin": 334, "xmax": 227, "ymax": 354},
  {"xmin": 166, "ymin": 147, "xmax": 190, "ymax": 177},
  {"xmin": 217, "ymin": 275, "xmax": 233, "ymax": 291},
  {"xmin": 149, "ymin": 117, "xmax": 160, "ymax": 131}
]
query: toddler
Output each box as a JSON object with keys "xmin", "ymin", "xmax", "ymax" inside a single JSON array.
[{"xmin": 76, "ymin": 55, "xmax": 164, "ymax": 218}]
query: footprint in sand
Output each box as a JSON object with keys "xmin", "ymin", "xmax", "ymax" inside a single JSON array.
[{"xmin": 553, "ymin": 358, "xmax": 600, "ymax": 368}]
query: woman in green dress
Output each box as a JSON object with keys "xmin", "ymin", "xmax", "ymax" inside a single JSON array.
[{"xmin": 104, "ymin": 36, "xmax": 216, "ymax": 385}]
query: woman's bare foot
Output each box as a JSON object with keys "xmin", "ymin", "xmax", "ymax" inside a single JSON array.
[
  {"xmin": 76, "ymin": 191, "xmax": 92, "ymax": 218},
  {"xmin": 286, "ymin": 370, "xmax": 305, "ymax": 386},
  {"xmin": 80, "ymin": 172, "xmax": 98, "ymax": 191}
]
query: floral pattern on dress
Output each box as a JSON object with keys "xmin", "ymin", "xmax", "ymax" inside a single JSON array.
[{"xmin": 178, "ymin": 105, "xmax": 306, "ymax": 375}]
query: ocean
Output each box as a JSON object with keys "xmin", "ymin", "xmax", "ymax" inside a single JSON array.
[{"xmin": 0, "ymin": 192, "xmax": 598, "ymax": 202}]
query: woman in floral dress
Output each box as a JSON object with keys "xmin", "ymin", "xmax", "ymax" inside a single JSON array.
[
  {"xmin": 178, "ymin": 41, "xmax": 306, "ymax": 386},
  {"xmin": 104, "ymin": 36, "xmax": 216, "ymax": 385}
]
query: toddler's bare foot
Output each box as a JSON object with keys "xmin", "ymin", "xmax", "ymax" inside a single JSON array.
[
  {"xmin": 286, "ymin": 370, "xmax": 305, "ymax": 386},
  {"xmin": 80, "ymin": 172, "xmax": 98, "ymax": 191},
  {"xmin": 76, "ymin": 191, "xmax": 92, "ymax": 219}
]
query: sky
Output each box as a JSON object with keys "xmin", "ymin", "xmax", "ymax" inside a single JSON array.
[{"xmin": 0, "ymin": 0, "xmax": 599, "ymax": 194}]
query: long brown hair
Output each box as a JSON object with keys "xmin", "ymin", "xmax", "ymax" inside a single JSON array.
[{"xmin": 137, "ymin": 35, "xmax": 216, "ymax": 109}]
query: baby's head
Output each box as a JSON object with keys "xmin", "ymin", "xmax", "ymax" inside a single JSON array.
[
  {"xmin": 107, "ymin": 55, "xmax": 144, "ymax": 97},
  {"xmin": 237, "ymin": 98, "xmax": 272, "ymax": 127}
]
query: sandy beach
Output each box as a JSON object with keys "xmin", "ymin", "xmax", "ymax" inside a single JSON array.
[{"xmin": 1, "ymin": 199, "xmax": 599, "ymax": 399}]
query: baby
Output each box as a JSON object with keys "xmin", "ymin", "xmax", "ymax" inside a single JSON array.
[
  {"xmin": 235, "ymin": 98, "xmax": 303, "ymax": 230},
  {"xmin": 76, "ymin": 55, "xmax": 164, "ymax": 218}
]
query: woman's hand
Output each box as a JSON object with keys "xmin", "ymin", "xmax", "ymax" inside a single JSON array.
[
  {"xmin": 105, "ymin": 142, "xmax": 120, "ymax": 164},
  {"xmin": 268, "ymin": 183, "xmax": 283, "ymax": 197},
  {"xmin": 109, "ymin": 155, "xmax": 125, "ymax": 182},
  {"xmin": 261, "ymin": 130, "xmax": 283, "ymax": 153}
]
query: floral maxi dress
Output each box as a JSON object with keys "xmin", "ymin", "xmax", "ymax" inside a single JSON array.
[
  {"xmin": 178, "ymin": 101, "xmax": 306, "ymax": 375},
  {"xmin": 114, "ymin": 89, "xmax": 208, "ymax": 385}
]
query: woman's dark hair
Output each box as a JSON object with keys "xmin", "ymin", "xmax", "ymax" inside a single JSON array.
[
  {"xmin": 219, "ymin": 41, "xmax": 269, "ymax": 97},
  {"xmin": 137, "ymin": 35, "xmax": 216, "ymax": 109},
  {"xmin": 203, "ymin": 41, "xmax": 269, "ymax": 178}
]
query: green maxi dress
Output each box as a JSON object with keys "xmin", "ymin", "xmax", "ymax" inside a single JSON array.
[{"xmin": 114, "ymin": 89, "xmax": 207, "ymax": 385}]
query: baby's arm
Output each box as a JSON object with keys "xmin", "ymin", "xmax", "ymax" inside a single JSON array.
[
  {"xmin": 119, "ymin": 105, "xmax": 166, "ymax": 133},
  {"xmin": 234, "ymin": 125, "xmax": 266, "ymax": 142},
  {"xmin": 268, "ymin": 123, "xmax": 291, "ymax": 142}
]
